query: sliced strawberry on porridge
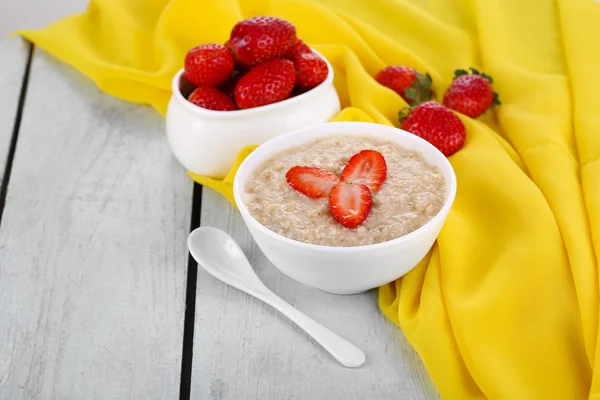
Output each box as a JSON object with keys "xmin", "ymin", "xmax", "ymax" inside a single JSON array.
[
  {"xmin": 340, "ymin": 150, "xmax": 387, "ymax": 193},
  {"xmin": 286, "ymin": 166, "xmax": 339, "ymax": 198},
  {"xmin": 328, "ymin": 182, "xmax": 373, "ymax": 229}
]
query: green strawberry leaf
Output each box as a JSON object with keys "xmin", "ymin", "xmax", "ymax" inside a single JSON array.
[
  {"xmin": 454, "ymin": 69, "xmax": 469, "ymax": 79},
  {"xmin": 470, "ymin": 67, "xmax": 480, "ymax": 75},
  {"xmin": 409, "ymin": 71, "xmax": 433, "ymax": 105},
  {"xmin": 404, "ymin": 88, "xmax": 419, "ymax": 102},
  {"xmin": 414, "ymin": 72, "xmax": 424, "ymax": 86},
  {"xmin": 492, "ymin": 92, "xmax": 501, "ymax": 107},
  {"xmin": 414, "ymin": 71, "xmax": 429, "ymax": 85},
  {"xmin": 482, "ymin": 73, "xmax": 493, "ymax": 83},
  {"xmin": 398, "ymin": 106, "xmax": 412, "ymax": 123}
]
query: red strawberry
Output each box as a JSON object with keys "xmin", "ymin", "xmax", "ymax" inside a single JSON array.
[
  {"xmin": 329, "ymin": 182, "xmax": 373, "ymax": 229},
  {"xmin": 286, "ymin": 166, "xmax": 338, "ymax": 198},
  {"xmin": 188, "ymin": 87, "xmax": 238, "ymax": 111},
  {"xmin": 400, "ymin": 101, "xmax": 466, "ymax": 156},
  {"xmin": 340, "ymin": 150, "xmax": 387, "ymax": 193},
  {"xmin": 184, "ymin": 44, "xmax": 235, "ymax": 87},
  {"xmin": 375, "ymin": 66, "xmax": 432, "ymax": 105},
  {"xmin": 293, "ymin": 53, "xmax": 328, "ymax": 91},
  {"xmin": 218, "ymin": 68, "xmax": 245, "ymax": 98},
  {"xmin": 285, "ymin": 38, "xmax": 312, "ymax": 59},
  {"xmin": 226, "ymin": 16, "xmax": 296, "ymax": 68},
  {"xmin": 443, "ymin": 68, "xmax": 500, "ymax": 118},
  {"xmin": 234, "ymin": 59, "xmax": 296, "ymax": 109}
]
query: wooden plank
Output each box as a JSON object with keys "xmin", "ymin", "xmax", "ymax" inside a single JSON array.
[
  {"xmin": 0, "ymin": 38, "xmax": 30, "ymax": 189},
  {"xmin": 0, "ymin": 0, "xmax": 88, "ymax": 37},
  {"xmin": 192, "ymin": 188, "xmax": 440, "ymax": 400},
  {"xmin": 0, "ymin": 48, "xmax": 192, "ymax": 399}
]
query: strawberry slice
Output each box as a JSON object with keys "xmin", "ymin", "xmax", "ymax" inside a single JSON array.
[
  {"xmin": 340, "ymin": 150, "xmax": 387, "ymax": 193},
  {"xmin": 329, "ymin": 182, "xmax": 373, "ymax": 229},
  {"xmin": 286, "ymin": 166, "xmax": 338, "ymax": 198}
]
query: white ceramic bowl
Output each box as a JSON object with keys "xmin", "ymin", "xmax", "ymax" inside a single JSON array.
[
  {"xmin": 233, "ymin": 122, "xmax": 457, "ymax": 295},
  {"xmin": 166, "ymin": 51, "xmax": 341, "ymax": 178}
]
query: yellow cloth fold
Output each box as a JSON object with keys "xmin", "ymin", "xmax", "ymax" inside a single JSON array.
[{"xmin": 19, "ymin": 0, "xmax": 600, "ymax": 397}]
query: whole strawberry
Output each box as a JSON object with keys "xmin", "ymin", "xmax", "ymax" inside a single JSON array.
[
  {"xmin": 285, "ymin": 38, "xmax": 312, "ymax": 59},
  {"xmin": 375, "ymin": 66, "xmax": 432, "ymax": 105},
  {"xmin": 227, "ymin": 16, "xmax": 296, "ymax": 68},
  {"xmin": 443, "ymin": 68, "xmax": 500, "ymax": 118},
  {"xmin": 184, "ymin": 44, "xmax": 234, "ymax": 87},
  {"xmin": 218, "ymin": 68, "xmax": 245, "ymax": 98},
  {"xmin": 293, "ymin": 53, "xmax": 328, "ymax": 91},
  {"xmin": 400, "ymin": 101, "xmax": 466, "ymax": 156},
  {"xmin": 188, "ymin": 87, "xmax": 238, "ymax": 111},
  {"xmin": 234, "ymin": 59, "xmax": 296, "ymax": 109}
]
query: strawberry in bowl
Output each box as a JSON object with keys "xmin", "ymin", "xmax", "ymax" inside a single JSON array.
[{"xmin": 166, "ymin": 16, "xmax": 340, "ymax": 178}]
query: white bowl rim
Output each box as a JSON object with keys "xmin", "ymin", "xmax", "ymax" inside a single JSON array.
[
  {"xmin": 233, "ymin": 121, "xmax": 458, "ymax": 253},
  {"xmin": 171, "ymin": 49, "xmax": 335, "ymax": 118}
]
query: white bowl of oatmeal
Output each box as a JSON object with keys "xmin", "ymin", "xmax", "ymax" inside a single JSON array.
[
  {"xmin": 233, "ymin": 122, "xmax": 456, "ymax": 294},
  {"xmin": 166, "ymin": 50, "xmax": 340, "ymax": 178}
]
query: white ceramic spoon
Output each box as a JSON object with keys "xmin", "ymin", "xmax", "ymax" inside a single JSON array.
[{"xmin": 187, "ymin": 226, "xmax": 366, "ymax": 368}]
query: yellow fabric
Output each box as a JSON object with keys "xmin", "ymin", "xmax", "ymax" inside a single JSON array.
[{"xmin": 19, "ymin": 0, "xmax": 600, "ymax": 397}]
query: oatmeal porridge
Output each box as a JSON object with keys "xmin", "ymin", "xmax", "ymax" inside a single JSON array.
[{"xmin": 243, "ymin": 136, "xmax": 447, "ymax": 247}]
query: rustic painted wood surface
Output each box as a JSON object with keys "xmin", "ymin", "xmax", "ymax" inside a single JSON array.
[
  {"xmin": 0, "ymin": 38, "xmax": 30, "ymax": 188},
  {"xmin": 0, "ymin": 46, "xmax": 192, "ymax": 399},
  {"xmin": 192, "ymin": 188, "xmax": 439, "ymax": 400}
]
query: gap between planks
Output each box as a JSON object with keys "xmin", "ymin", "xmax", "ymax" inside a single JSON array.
[
  {"xmin": 179, "ymin": 183, "xmax": 203, "ymax": 400},
  {"xmin": 0, "ymin": 42, "xmax": 33, "ymax": 226}
]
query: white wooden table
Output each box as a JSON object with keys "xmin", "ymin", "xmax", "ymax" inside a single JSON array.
[{"xmin": 0, "ymin": 38, "xmax": 439, "ymax": 400}]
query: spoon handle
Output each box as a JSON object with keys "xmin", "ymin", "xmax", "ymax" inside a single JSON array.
[{"xmin": 253, "ymin": 287, "xmax": 366, "ymax": 368}]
